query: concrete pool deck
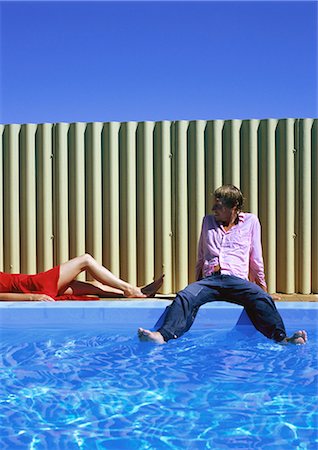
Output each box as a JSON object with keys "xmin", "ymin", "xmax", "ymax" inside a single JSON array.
[
  {"xmin": 269, "ymin": 294, "xmax": 318, "ymax": 302},
  {"xmin": 105, "ymin": 293, "xmax": 318, "ymax": 302},
  {"xmin": 0, "ymin": 292, "xmax": 317, "ymax": 304}
]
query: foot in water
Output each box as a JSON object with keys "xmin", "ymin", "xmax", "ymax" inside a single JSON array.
[
  {"xmin": 138, "ymin": 328, "xmax": 166, "ymax": 344},
  {"xmin": 137, "ymin": 328, "xmax": 308, "ymax": 345},
  {"xmin": 285, "ymin": 330, "xmax": 307, "ymax": 345},
  {"xmin": 141, "ymin": 274, "xmax": 165, "ymax": 297}
]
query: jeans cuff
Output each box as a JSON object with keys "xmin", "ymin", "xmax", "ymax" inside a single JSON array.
[
  {"xmin": 157, "ymin": 328, "xmax": 176, "ymax": 342},
  {"xmin": 272, "ymin": 330, "xmax": 286, "ymax": 342}
]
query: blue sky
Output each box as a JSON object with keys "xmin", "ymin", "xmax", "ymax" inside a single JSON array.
[{"xmin": 0, "ymin": 0, "xmax": 317, "ymax": 124}]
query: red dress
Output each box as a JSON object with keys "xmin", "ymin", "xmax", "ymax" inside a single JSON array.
[{"xmin": 0, "ymin": 266, "xmax": 98, "ymax": 301}]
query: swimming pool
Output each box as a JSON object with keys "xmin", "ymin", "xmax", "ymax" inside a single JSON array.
[{"xmin": 0, "ymin": 301, "xmax": 317, "ymax": 449}]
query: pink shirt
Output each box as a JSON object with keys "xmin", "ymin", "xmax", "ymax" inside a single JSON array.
[{"xmin": 195, "ymin": 212, "xmax": 267, "ymax": 290}]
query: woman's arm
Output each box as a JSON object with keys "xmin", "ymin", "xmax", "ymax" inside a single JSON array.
[{"xmin": 0, "ymin": 293, "xmax": 55, "ymax": 301}]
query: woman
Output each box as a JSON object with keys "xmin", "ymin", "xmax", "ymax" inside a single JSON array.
[{"xmin": 0, "ymin": 254, "xmax": 164, "ymax": 301}]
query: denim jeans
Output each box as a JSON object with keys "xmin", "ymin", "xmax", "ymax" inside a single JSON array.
[{"xmin": 156, "ymin": 274, "xmax": 286, "ymax": 342}]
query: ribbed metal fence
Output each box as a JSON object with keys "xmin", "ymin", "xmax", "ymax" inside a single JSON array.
[{"xmin": 0, "ymin": 119, "xmax": 317, "ymax": 294}]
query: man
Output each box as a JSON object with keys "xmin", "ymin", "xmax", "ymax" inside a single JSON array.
[{"xmin": 138, "ymin": 184, "xmax": 307, "ymax": 345}]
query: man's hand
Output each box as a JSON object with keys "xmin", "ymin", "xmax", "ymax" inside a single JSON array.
[{"xmin": 271, "ymin": 294, "xmax": 281, "ymax": 301}]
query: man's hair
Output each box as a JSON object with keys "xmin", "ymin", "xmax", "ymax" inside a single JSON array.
[{"xmin": 214, "ymin": 184, "xmax": 244, "ymax": 210}]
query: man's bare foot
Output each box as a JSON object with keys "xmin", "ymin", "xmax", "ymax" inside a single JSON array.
[
  {"xmin": 141, "ymin": 275, "xmax": 165, "ymax": 297},
  {"xmin": 138, "ymin": 328, "xmax": 166, "ymax": 344},
  {"xmin": 285, "ymin": 330, "xmax": 308, "ymax": 345}
]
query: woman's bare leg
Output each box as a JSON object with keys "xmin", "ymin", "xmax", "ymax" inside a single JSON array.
[
  {"xmin": 64, "ymin": 275, "xmax": 165, "ymax": 298},
  {"xmin": 62, "ymin": 280, "xmax": 125, "ymax": 297},
  {"xmin": 58, "ymin": 254, "xmax": 146, "ymax": 298}
]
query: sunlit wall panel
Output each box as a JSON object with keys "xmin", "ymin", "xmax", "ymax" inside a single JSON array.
[
  {"xmin": 0, "ymin": 118, "xmax": 317, "ymax": 294},
  {"xmin": 3, "ymin": 124, "xmax": 20, "ymax": 273},
  {"xmin": 36, "ymin": 123, "xmax": 54, "ymax": 272}
]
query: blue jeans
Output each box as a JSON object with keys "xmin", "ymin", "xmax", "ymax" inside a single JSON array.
[{"xmin": 156, "ymin": 275, "xmax": 286, "ymax": 342}]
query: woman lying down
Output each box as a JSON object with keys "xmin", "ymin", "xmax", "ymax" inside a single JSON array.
[{"xmin": 0, "ymin": 254, "xmax": 164, "ymax": 301}]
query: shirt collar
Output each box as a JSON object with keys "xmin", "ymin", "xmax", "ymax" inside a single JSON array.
[{"xmin": 238, "ymin": 212, "xmax": 245, "ymax": 223}]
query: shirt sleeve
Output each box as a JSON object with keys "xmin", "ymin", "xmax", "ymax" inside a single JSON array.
[
  {"xmin": 195, "ymin": 217, "xmax": 205, "ymax": 281},
  {"xmin": 249, "ymin": 217, "xmax": 267, "ymax": 291}
]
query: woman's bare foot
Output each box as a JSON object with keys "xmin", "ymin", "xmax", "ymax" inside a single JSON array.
[
  {"xmin": 285, "ymin": 330, "xmax": 308, "ymax": 345},
  {"xmin": 123, "ymin": 286, "xmax": 147, "ymax": 298},
  {"xmin": 141, "ymin": 275, "xmax": 165, "ymax": 297},
  {"xmin": 138, "ymin": 328, "xmax": 166, "ymax": 344},
  {"xmin": 123, "ymin": 275, "xmax": 165, "ymax": 298}
]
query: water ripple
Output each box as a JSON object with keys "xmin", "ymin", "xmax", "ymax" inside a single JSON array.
[{"xmin": 0, "ymin": 326, "xmax": 317, "ymax": 449}]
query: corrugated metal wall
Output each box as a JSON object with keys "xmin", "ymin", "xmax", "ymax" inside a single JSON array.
[{"xmin": 0, "ymin": 119, "xmax": 317, "ymax": 294}]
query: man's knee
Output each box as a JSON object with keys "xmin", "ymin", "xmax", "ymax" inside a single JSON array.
[
  {"xmin": 238, "ymin": 280, "xmax": 274, "ymax": 304},
  {"xmin": 179, "ymin": 281, "xmax": 205, "ymax": 299}
]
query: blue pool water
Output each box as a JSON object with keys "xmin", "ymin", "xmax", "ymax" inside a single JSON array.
[{"xmin": 0, "ymin": 301, "xmax": 317, "ymax": 449}]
